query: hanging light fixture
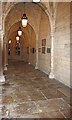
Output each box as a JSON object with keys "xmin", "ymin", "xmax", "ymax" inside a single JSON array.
[
  {"xmin": 17, "ymin": 41, "xmax": 19, "ymax": 43},
  {"xmin": 18, "ymin": 27, "xmax": 22, "ymax": 36},
  {"xmin": 33, "ymin": 0, "xmax": 40, "ymax": 2},
  {"xmin": 9, "ymin": 40, "xmax": 11, "ymax": 44},
  {"xmin": 21, "ymin": 2, "xmax": 28, "ymax": 27},
  {"xmin": 16, "ymin": 33, "xmax": 19, "ymax": 41}
]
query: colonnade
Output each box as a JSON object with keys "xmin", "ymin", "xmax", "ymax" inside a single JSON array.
[
  {"xmin": 0, "ymin": 29, "xmax": 55, "ymax": 82},
  {"xmin": 0, "ymin": 3, "xmax": 55, "ymax": 83}
]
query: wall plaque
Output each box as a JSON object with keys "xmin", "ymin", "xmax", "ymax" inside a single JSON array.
[
  {"xmin": 47, "ymin": 48, "xmax": 51, "ymax": 53},
  {"xmin": 42, "ymin": 39, "xmax": 46, "ymax": 46},
  {"xmin": 42, "ymin": 47, "xmax": 45, "ymax": 54},
  {"xmin": 38, "ymin": 48, "xmax": 41, "ymax": 52}
]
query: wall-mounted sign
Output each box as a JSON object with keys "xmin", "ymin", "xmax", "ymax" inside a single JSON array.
[
  {"xmin": 42, "ymin": 39, "xmax": 46, "ymax": 46},
  {"xmin": 42, "ymin": 47, "xmax": 45, "ymax": 54},
  {"xmin": 47, "ymin": 48, "xmax": 51, "ymax": 53},
  {"xmin": 38, "ymin": 48, "xmax": 41, "ymax": 52}
]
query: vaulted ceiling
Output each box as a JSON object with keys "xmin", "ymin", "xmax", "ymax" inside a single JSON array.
[{"xmin": 1, "ymin": 1, "xmax": 58, "ymax": 46}]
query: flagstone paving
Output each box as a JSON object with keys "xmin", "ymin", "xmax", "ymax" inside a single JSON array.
[{"xmin": 0, "ymin": 61, "xmax": 72, "ymax": 119}]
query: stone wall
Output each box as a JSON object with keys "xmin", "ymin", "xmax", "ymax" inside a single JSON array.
[
  {"xmin": 38, "ymin": 11, "xmax": 51, "ymax": 75},
  {"xmin": 29, "ymin": 31, "xmax": 36, "ymax": 66},
  {"xmin": 1, "ymin": 2, "xmax": 71, "ymax": 87},
  {"xmin": 54, "ymin": 2, "xmax": 70, "ymax": 87},
  {"xmin": 70, "ymin": 2, "xmax": 72, "ymax": 88}
]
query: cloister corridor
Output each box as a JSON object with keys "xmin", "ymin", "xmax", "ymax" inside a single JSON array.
[
  {"xmin": 0, "ymin": 60, "xmax": 71, "ymax": 118},
  {"xmin": 0, "ymin": 1, "xmax": 72, "ymax": 119}
]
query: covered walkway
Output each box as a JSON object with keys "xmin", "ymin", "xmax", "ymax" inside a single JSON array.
[{"xmin": 0, "ymin": 61, "xmax": 71, "ymax": 118}]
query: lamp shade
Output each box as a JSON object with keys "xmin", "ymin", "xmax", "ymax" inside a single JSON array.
[
  {"xmin": 21, "ymin": 14, "xmax": 28, "ymax": 27},
  {"xmin": 17, "ymin": 41, "xmax": 19, "ymax": 44},
  {"xmin": 9, "ymin": 40, "xmax": 11, "ymax": 44},
  {"xmin": 33, "ymin": 0, "xmax": 40, "ymax": 2},
  {"xmin": 16, "ymin": 36, "xmax": 19, "ymax": 41},
  {"xmin": 18, "ymin": 27, "xmax": 22, "ymax": 36}
]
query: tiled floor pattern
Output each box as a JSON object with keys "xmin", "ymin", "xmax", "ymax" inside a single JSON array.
[{"xmin": 0, "ymin": 61, "xmax": 72, "ymax": 119}]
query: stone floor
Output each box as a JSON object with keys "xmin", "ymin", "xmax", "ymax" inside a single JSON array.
[{"xmin": 0, "ymin": 61, "xmax": 72, "ymax": 119}]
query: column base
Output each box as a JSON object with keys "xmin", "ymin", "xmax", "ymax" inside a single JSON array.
[
  {"xmin": 28, "ymin": 62, "xmax": 31, "ymax": 65},
  {"xmin": 35, "ymin": 66, "xmax": 38, "ymax": 69},
  {"xmin": 4, "ymin": 66, "xmax": 7, "ymax": 71},
  {"xmin": 49, "ymin": 72, "xmax": 54, "ymax": 79},
  {"xmin": 0, "ymin": 75, "xmax": 5, "ymax": 82}
]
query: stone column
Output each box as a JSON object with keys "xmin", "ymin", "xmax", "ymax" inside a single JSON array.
[
  {"xmin": 49, "ymin": 32, "xmax": 54, "ymax": 79},
  {"xmin": 4, "ymin": 40, "xmax": 7, "ymax": 71},
  {"xmin": 28, "ymin": 39, "xmax": 31, "ymax": 65},
  {"xmin": 6, "ymin": 44, "xmax": 8, "ymax": 66},
  {"xmin": 0, "ymin": 30, "xmax": 5, "ymax": 82},
  {"xmin": 35, "ymin": 35, "xmax": 38, "ymax": 69}
]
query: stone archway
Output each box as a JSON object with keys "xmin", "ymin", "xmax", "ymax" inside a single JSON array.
[
  {"xmin": 6, "ymin": 21, "xmax": 36, "ymax": 66},
  {"xmin": 0, "ymin": 1, "xmax": 57, "ymax": 82},
  {"xmin": 3, "ymin": 2, "xmax": 52, "ymax": 71}
]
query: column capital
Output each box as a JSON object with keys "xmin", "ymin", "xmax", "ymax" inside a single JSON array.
[{"xmin": 50, "ymin": 32, "xmax": 54, "ymax": 37}]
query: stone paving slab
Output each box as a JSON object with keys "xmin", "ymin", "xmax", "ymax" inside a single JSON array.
[{"xmin": 0, "ymin": 61, "xmax": 72, "ymax": 119}]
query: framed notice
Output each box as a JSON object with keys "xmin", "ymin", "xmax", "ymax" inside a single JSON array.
[
  {"xmin": 32, "ymin": 48, "xmax": 36, "ymax": 53},
  {"xmin": 42, "ymin": 47, "xmax": 45, "ymax": 54},
  {"xmin": 38, "ymin": 48, "xmax": 41, "ymax": 52},
  {"xmin": 42, "ymin": 39, "xmax": 46, "ymax": 46},
  {"xmin": 47, "ymin": 48, "xmax": 51, "ymax": 53}
]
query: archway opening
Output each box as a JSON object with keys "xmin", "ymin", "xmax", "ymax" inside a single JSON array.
[
  {"xmin": 4, "ymin": 2, "xmax": 51, "ymax": 75},
  {"xmin": 7, "ymin": 21, "xmax": 36, "ymax": 66}
]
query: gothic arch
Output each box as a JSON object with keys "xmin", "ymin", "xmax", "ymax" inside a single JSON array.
[{"xmin": 3, "ymin": 2, "xmax": 51, "ymax": 35}]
